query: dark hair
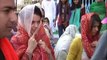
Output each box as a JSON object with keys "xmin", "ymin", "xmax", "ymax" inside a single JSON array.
[
  {"xmin": 90, "ymin": 14, "xmax": 102, "ymax": 34},
  {"xmin": 34, "ymin": 6, "xmax": 43, "ymax": 17},
  {"xmin": 59, "ymin": 0, "xmax": 69, "ymax": 14},
  {"xmin": 42, "ymin": 17, "xmax": 50, "ymax": 24},
  {"xmin": 41, "ymin": 8, "xmax": 45, "ymax": 18},
  {"xmin": 58, "ymin": 0, "xmax": 69, "ymax": 21},
  {"xmin": 71, "ymin": 0, "xmax": 81, "ymax": 10},
  {"xmin": 59, "ymin": 0, "xmax": 68, "ymax": 4}
]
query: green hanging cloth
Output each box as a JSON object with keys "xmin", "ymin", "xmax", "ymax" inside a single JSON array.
[{"xmin": 90, "ymin": 2, "xmax": 107, "ymax": 32}]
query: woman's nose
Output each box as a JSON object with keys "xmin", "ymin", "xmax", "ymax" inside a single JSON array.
[
  {"xmin": 34, "ymin": 22, "xmax": 39, "ymax": 28},
  {"xmin": 95, "ymin": 27, "xmax": 99, "ymax": 31}
]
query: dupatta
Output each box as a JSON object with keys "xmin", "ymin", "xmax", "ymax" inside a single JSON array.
[
  {"xmin": 11, "ymin": 24, "xmax": 55, "ymax": 60},
  {"xmin": 0, "ymin": 38, "xmax": 19, "ymax": 60},
  {"xmin": 11, "ymin": 4, "xmax": 55, "ymax": 60},
  {"xmin": 81, "ymin": 13, "xmax": 100, "ymax": 58}
]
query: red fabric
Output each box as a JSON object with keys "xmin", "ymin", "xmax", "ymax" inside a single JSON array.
[
  {"xmin": 105, "ymin": 2, "xmax": 107, "ymax": 17},
  {"xmin": 0, "ymin": 38, "xmax": 19, "ymax": 60},
  {"xmin": 57, "ymin": 16, "xmax": 69, "ymax": 27},
  {"xmin": 81, "ymin": 13, "xmax": 100, "ymax": 58},
  {"xmin": 11, "ymin": 24, "xmax": 55, "ymax": 60}
]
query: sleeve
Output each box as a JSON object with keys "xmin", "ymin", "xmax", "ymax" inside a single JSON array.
[
  {"xmin": 57, "ymin": 50, "xmax": 67, "ymax": 60},
  {"xmin": 10, "ymin": 35, "xmax": 29, "ymax": 60},
  {"xmin": 66, "ymin": 37, "xmax": 81, "ymax": 60},
  {"xmin": 55, "ymin": 4, "xmax": 59, "ymax": 20},
  {"xmin": 52, "ymin": 1, "xmax": 56, "ymax": 20},
  {"xmin": 91, "ymin": 31, "xmax": 107, "ymax": 60}
]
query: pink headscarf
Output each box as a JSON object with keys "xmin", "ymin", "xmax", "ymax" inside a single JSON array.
[{"xmin": 102, "ymin": 17, "xmax": 107, "ymax": 24}]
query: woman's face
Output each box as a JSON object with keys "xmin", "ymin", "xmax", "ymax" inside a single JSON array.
[
  {"xmin": 73, "ymin": 0, "xmax": 79, "ymax": 4},
  {"xmin": 61, "ymin": 0, "xmax": 67, "ymax": 3},
  {"xmin": 43, "ymin": 20, "xmax": 49, "ymax": 26},
  {"xmin": 91, "ymin": 21, "xmax": 100, "ymax": 36},
  {"xmin": 31, "ymin": 14, "xmax": 41, "ymax": 35}
]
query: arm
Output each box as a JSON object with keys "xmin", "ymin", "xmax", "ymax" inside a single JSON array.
[
  {"xmin": 66, "ymin": 37, "xmax": 82, "ymax": 60},
  {"xmin": 54, "ymin": 4, "xmax": 59, "ymax": 26}
]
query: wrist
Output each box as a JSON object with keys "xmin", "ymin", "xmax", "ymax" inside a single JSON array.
[
  {"xmin": 26, "ymin": 48, "xmax": 33, "ymax": 54},
  {"xmin": 46, "ymin": 47, "xmax": 51, "ymax": 55},
  {"xmin": 26, "ymin": 51, "xmax": 32, "ymax": 60}
]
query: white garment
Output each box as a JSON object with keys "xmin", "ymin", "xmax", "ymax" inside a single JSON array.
[
  {"xmin": 82, "ymin": 49, "xmax": 90, "ymax": 60},
  {"xmin": 42, "ymin": 0, "xmax": 56, "ymax": 32},
  {"xmin": 54, "ymin": 25, "xmax": 77, "ymax": 60},
  {"xmin": 18, "ymin": 4, "xmax": 43, "ymax": 36}
]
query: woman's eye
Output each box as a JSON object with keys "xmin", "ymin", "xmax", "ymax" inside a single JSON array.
[
  {"xmin": 37, "ymin": 21, "xmax": 40, "ymax": 24},
  {"xmin": 32, "ymin": 21, "xmax": 35, "ymax": 24}
]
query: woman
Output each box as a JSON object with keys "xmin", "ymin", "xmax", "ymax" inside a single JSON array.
[
  {"xmin": 54, "ymin": 25, "xmax": 77, "ymax": 60},
  {"xmin": 11, "ymin": 5, "xmax": 55, "ymax": 60},
  {"xmin": 90, "ymin": 0, "xmax": 106, "ymax": 31},
  {"xmin": 66, "ymin": 13, "xmax": 102, "ymax": 60},
  {"xmin": 54, "ymin": 0, "xmax": 70, "ymax": 37},
  {"xmin": 81, "ymin": 13, "xmax": 102, "ymax": 59},
  {"xmin": 91, "ymin": 17, "xmax": 107, "ymax": 60},
  {"xmin": 69, "ymin": 0, "xmax": 85, "ymax": 30}
]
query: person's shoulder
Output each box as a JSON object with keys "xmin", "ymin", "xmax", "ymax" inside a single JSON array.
[
  {"xmin": 72, "ymin": 36, "xmax": 81, "ymax": 45},
  {"xmin": 102, "ymin": 30, "xmax": 107, "ymax": 36}
]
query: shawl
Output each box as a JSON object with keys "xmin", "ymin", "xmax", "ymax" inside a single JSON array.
[
  {"xmin": 11, "ymin": 24, "xmax": 55, "ymax": 60},
  {"xmin": 81, "ymin": 13, "xmax": 100, "ymax": 58},
  {"xmin": 0, "ymin": 38, "xmax": 19, "ymax": 60},
  {"xmin": 11, "ymin": 4, "xmax": 55, "ymax": 60}
]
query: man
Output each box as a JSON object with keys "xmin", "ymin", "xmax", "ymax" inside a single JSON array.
[
  {"xmin": 0, "ymin": 0, "xmax": 18, "ymax": 60},
  {"xmin": 91, "ymin": 17, "xmax": 107, "ymax": 60}
]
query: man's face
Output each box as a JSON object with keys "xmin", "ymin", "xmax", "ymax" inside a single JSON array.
[{"xmin": 0, "ymin": 0, "xmax": 17, "ymax": 38}]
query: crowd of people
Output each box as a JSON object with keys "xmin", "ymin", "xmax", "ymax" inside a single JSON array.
[{"xmin": 0, "ymin": 0, "xmax": 107, "ymax": 60}]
